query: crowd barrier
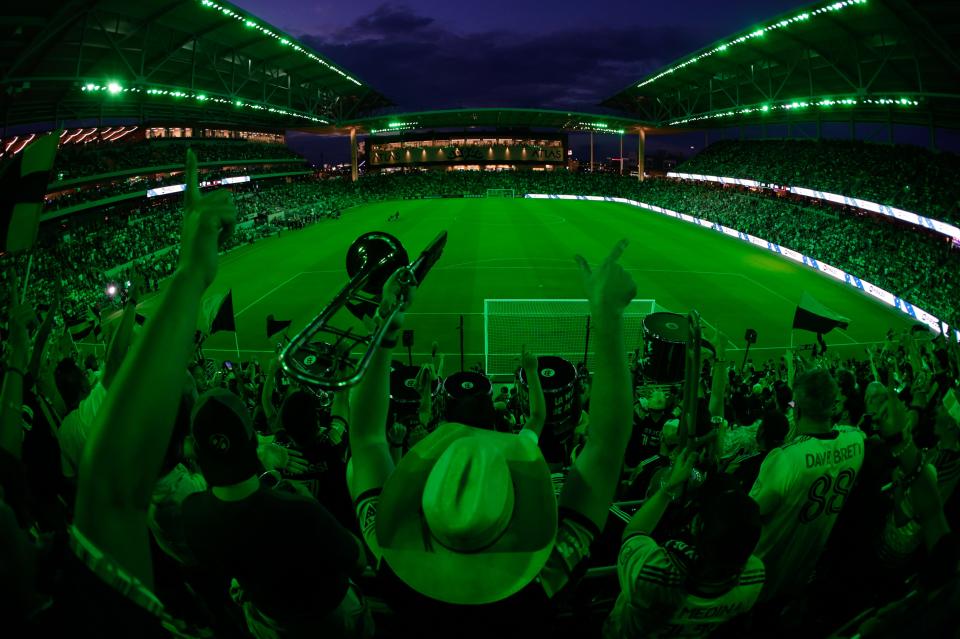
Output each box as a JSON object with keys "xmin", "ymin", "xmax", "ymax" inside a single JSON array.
[
  {"xmin": 666, "ymin": 171, "xmax": 960, "ymax": 243},
  {"xmin": 525, "ymin": 193, "xmax": 960, "ymax": 342}
]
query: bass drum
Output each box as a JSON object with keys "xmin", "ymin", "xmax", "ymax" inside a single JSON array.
[
  {"xmin": 517, "ymin": 355, "xmax": 580, "ymax": 428},
  {"xmin": 642, "ymin": 313, "xmax": 717, "ymax": 383},
  {"xmin": 283, "ymin": 342, "xmax": 337, "ymax": 407},
  {"xmin": 642, "ymin": 312, "xmax": 688, "ymax": 383},
  {"xmin": 389, "ymin": 362, "xmax": 440, "ymax": 425},
  {"xmin": 440, "ymin": 371, "xmax": 495, "ymax": 429}
]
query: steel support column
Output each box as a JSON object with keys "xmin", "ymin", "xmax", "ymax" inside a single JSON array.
[
  {"xmin": 589, "ymin": 132, "xmax": 594, "ymax": 172},
  {"xmin": 619, "ymin": 134, "xmax": 623, "ymax": 175},
  {"xmin": 637, "ymin": 129, "xmax": 645, "ymax": 182},
  {"xmin": 350, "ymin": 128, "xmax": 358, "ymax": 182}
]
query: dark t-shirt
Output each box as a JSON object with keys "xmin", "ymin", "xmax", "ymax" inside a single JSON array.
[
  {"xmin": 181, "ymin": 485, "xmax": 359, "ymax": 620},
  {"xmin": 282, "ymin": 437, "xmax": 354, "ymax": 532},
  {"xmin": 625, "ymin": 413, "xmax": 666, "ymax": 467}
]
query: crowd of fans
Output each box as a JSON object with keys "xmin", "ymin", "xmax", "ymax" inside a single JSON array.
[
  {"xmin": 2, "ymin": 153, "xmax": 958, "ymax": 638},
  {"xmin": 631, "ymin": 179, "xmax": 960, "ymax": 322},
  {"xmin": 45, "ymin": 163, "xmax": 309, "ymax": 212},
  {"xmin": 1, "ymin": 178, "xmax": 349, "ymax": 316},
  {"xmin": 5, "ymin": 167, "xmax": 959, "ymax": 339},
  {"xmin": 53, "ymin": 137, "xmax": 304, "ymax": 180},
  {"xmin": 675, "ymin": 139, "xmax": 960, "ymax": 223}
]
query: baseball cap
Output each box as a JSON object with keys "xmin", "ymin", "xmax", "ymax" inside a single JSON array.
[{"xmin": 191, "ymin": 389, "xmax": 261, "ymax": 487}]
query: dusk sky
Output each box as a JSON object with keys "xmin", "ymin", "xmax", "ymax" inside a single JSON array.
[
  {"xmin": 234, "ymin": 0, "xmax": 803, "ymax": 111},
  {"xmin": 231, "ymin": 1, "xmax": 937, "ymax": 162}
]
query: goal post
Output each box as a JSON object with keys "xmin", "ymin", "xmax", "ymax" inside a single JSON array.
[
  {"xmin": 485, "ymin": 188, "xmax": 515, "ymax": 198},
  {"xmin": 483, "ymin": 299, "xmax": 657, "ymax": 377}
]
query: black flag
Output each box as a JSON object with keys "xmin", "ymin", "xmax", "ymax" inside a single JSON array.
[
  {"xmin": 792, "ymin": 292, "xmax": 849, "ymax": 335},
  {"xmin": 266, "ymin": 314, "xmax": 292, "ymax": 339},
  {"xmin": 201, "ymin": 290, "xmax": 236, "ymax": 335},
  {"xmin": 0, "ymin": 132, "xmax": 60, "ymax": 253}
]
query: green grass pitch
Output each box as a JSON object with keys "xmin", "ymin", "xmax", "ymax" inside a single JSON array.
[{"xmin": 185, "ymin": 197, "xmax": 916, "ymax": 370}]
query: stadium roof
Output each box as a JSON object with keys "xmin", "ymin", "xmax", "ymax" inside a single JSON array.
[
  {"xmin": 0, "ymin": 0, "xmax": 391, "ymax": 131},
  {"xmin": 603, "ymin": 0, "xmax": 960, "ymax": 129},
  {"xmin": 307, "ymin": 108, "xmax": 654, "ymax": 136}
]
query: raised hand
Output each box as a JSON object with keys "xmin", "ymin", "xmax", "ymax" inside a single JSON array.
[
  {"xmin": 178, "ymin": 149, "xmax": 237, "ymax": 288},
  {"xmin": 414, "ymin": 364, "xmax": 435, "ymax": 395},
  {"xmin": 377, "ymin": 267, "xmax": 416, "ymax": 338},
  {"xmin": 521, "ymin": 344, "xmax": 538, "ymax": 371},
  {"xmin": 388, "ymin": 422, "xmax": 407, "ymax": 447},
  {"xmin": 876, "ymin": 385, "xmax": 909, "ymax": 438},
  {"xmin": 663, "ymin": 448, "xmax": 696, "ymax": 491},
  {"xmin": 705, "ymin": 324, "xmax": 727, "ymax": 361},
  {"xmin": 574, "ymin": 239, "xmax": 637, "ymax": 317}
]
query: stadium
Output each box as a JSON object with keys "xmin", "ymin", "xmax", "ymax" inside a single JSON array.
[{"xmin": 1, "ymin": 0, "xmax": 959, "ymax": 637}]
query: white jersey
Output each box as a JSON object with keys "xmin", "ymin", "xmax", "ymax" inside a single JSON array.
[{"xmin": 749, "ymin": 426, "xmax": 865, "ymax": 600}]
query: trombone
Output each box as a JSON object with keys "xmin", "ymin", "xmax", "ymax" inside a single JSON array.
[{"xmin": 280, "ymin": 230, "xmax": 448, "ymax": 390}]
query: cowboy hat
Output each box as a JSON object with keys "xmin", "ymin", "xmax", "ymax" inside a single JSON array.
[{"xmin": 376, "ymin": 422, "xmax": 557, "ymax": 605}]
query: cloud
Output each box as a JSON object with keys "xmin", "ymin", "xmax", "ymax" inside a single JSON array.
[
  {"xmin": 300, "ymin": 4, "xmax": 707, "ymax": 110},
  {"xmin": 332, "ymin": 3, "xmax": 435, "ymax": 41}
]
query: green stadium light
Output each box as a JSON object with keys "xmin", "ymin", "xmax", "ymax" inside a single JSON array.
[
  {"xmin": 196, "ymin": 0, "xmax": 362, "ymax": 87},
  {"xmin": 668, "ymin": 94, "xmax": 920, "ymax": 125},
  {"xmin": 78, "ymin": 81, "xmax": 329, "ymax": 124},
  {"xmin": 637, "ymin": 0, "xmax": 867, "ymax": 91}
]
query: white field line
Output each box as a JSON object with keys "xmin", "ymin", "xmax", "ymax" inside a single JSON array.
[
  {"xmin": 736, "ymin": 274, "xmax": 857, "ymax": 345},
  {"xmin": 235, "ymin": 272, "xmax": 306, "ymax": 317}
]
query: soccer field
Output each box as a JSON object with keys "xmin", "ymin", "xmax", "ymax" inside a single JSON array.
[{"xmin": 190, "ymin": 197, "xmax": 917, "ymax": 371}]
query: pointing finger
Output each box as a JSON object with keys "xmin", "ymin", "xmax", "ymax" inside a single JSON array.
[
  {"xmin": 604, "ymin": 238, "xmax": 629, "ymax": 265},
  {"xmin": 573, "ymin": 254, "xmax": 591, "ymax": 277},
  {"xmin": 185, "ymin": 149, "xmax": 200, "ymax": 209}
]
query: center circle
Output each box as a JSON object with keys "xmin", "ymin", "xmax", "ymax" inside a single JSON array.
[
  {"xmin": 461, "ymin": 381, "xmax": 474, "ymax": 390},
  {"xmin": 303, "ymin": 355, "xmax": 317, "ymax": 366},
  {"xmin": 665, "ymin": 322, "xmax": 680, "ymax": 330},
  {"xmin": 404, "ymin": 378, "xmax": 417, "ymax": 388},
  {"xmin": 541, "ymin": 368, "xmax": 556, "ymax": 378}
]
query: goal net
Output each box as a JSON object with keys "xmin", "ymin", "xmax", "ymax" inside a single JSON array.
[
  {"xmin": 484, "ymin": 299, "xmax": 657, "ymax": 377},
  {"xmin": 485, "ymin": 188, "xmax": 515, "ymax": 198}
]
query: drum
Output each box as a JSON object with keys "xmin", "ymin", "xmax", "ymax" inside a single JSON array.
[
  {"xmin": 440, "ymin": 371, "xmax": 494, "ymax": 428},
  {"xmin": 517, "ymin": 355, "xmax": 580, "ymax": 429},
  {"xmin": 642, "ymin": 313, "xmax": 688, "ymax": 383},
  {"xmin": 284, "ymin": 342, "xmax": 337, "ymax": 406},
  {"xmin": 389, "ymin": 362, "xmax": 440, "ymax": 424},
  {"xmin": 642, "ymin": 313, "xmax": 717, "ymax": 383}
]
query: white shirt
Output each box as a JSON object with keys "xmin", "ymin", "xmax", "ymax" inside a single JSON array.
[
  {"xmin": 749, "ymin": 425, "xmax": 865, "ymax": 600},
  {"xmin": 58, "ymin": 382, "xmax": 108, "ymax": 478}
]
